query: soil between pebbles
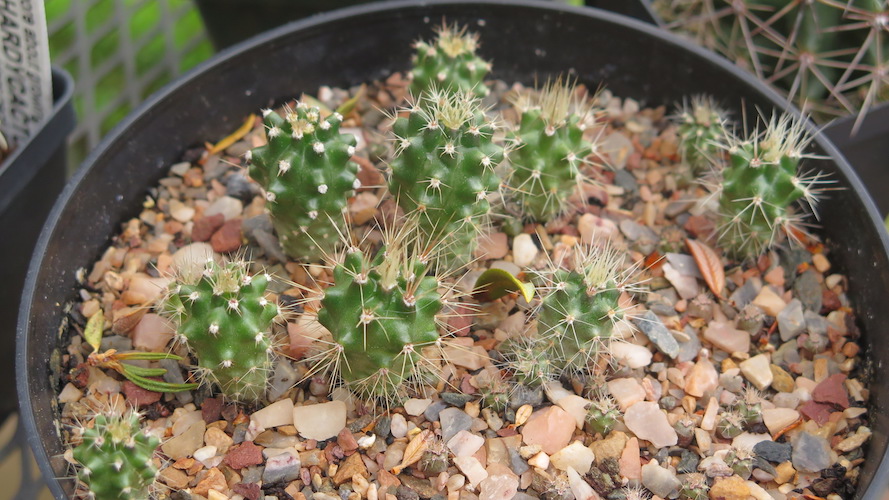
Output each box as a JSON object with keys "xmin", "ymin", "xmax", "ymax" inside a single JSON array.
[{"xmin": 54, "ymin": 74, "xmax": 871, "ymax": 500}]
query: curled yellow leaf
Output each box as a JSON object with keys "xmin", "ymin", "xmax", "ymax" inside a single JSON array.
[{"xmin": 392, "ymin": 429, "xmax": 433, "ymax": 474}]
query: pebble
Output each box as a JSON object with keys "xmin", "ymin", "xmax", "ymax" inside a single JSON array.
[
  {"xmin": 447, "ymin": 430, "xmax": 485, "ymax": 457},
  {"xmin": 349, "ymin": 191, "xmax": 378, "ymax": 225},
  {"xmin": 253, "ymin": 229, "xmax": 288, "ymax": 263},
  {"xmin": 169, "ymin": 199, "xmax": 195, "ymax": 223},
  {"xmin": 633, "ymin": 311, "xmax": 680, "ymax": 358},
  {"xmin": 192, "ymin": 213, "xmax": 226, "ymax": 242},
  {"xmin": 131, "ymin": 313, "xmax": 175, "ymax": 352},
  {"xmin": 792, "ymin": 432, "xmax": 832, "ymax": 473},
  {"xmin": 578, "ymin": 213, "xmax": 618, "ymax": 243},
  {"xmin": 520, "ymin": 406, "xmax": 576, "ymax": 455},
  {"xmin": 263, "ymin": 449, "xmax": 301, "ymax": 483},
  {"xmin": 404, "ymin": 398, "xmax": 432, "ymax": 416},
  {"xmin": 730, "ymin": 278, "xmax": 761, "ymax": 309},
  {"xmin": 731, "ymin": 432, "xmax": 771, "ymax": 451},
  {"xmin": 762, "ymin": 408, "xmax": 800, "ymax": 434},
  {"xmin": 268, "ymin": 360, "xmax": 298, "ymax": 402},
  {"xmin": 211, "ymin": 218, "xmax": 242, "ymax": 253},
  {"xmin": 390, "ymin": 413, "xmax": 408, "ymax": 438},
  {"xmin": 770, "ymin": 365, "xmax": 795, "ymax": 393},
  {"xmin": 478, "ymin": 464, "xmax": 518, "ymax": 500},
  {"xmin": 703, "ymin": 321, "xmax": 750, "ymax": 354},
  {"xmin": 453, "ymin": 456, "xmax": 488, "ymax": 488},
  {"xmin": 777, "ymin": 299, "xmax": 805, "ymax": 341},
  {"xmin": 589, "ymin": 431, "xmax": 627, "ymax": 463},
  {"xmin": 439, "ymin": 408, "xmax": 473, "ymax": 443},
  {"xmin": 608, "ymin": 377, "xmax": 647, "ymax": 411},
  {"xmin": 753, "ymin": 441, "xmax": 792, "ymax": 463},
  {"xmin": 333, "ymin": 451, "xmax": 368, "ymax": 485},
  {"xmin": 624, "ymin": 401, "xmax": 678, "ymax": 448},
  {"xmin": 121, "ymin": 381, "xmax": 162, "ymax": 407},
  {"xmin": 476, "ymin": 232, "xmax": 508, "ymax": 260},
  {"xmin": 204, "ymin": 195, "xmax": 243, "ymax": 221},
  {"xmin": 812, "ymin": 373, "xmax": 850, "ymax": 408},
  {"xmin": 641, "ymin": 460, "xmax": 681, "ymax": 498},
  {"xmin": 794, "ymin": 269, "xmax": 823, "ymax": 312},
  {"xmin": 836, "ymin": 426, "xmax": 871, "ymax": 452},
  {"xmin": 223, "ymin": 440, "xmax": 263, "ymax": 469},
  {"xmin": 600, "ymin": 132, "xmax": 633, "ymax": 168},
  {"xmin": 292, "ymin": 401, "xmax": 346, "ymax": 441},
  {"xmin": 610, "ymin": 341, "xmax": 653, "ymax": 369},
  {"xmin": 752, "ymin": 286, "xmax": 787, "ymax": 317},
  {"xmin": 619, "ymin": 438, "xmax": 641, "ymax": 480},
  {"xmin": 224, "ymin": 173, "xmax": 256, "ymax": 203},
  {"xmin": 550, "ymin": 441, "xmax": 595, "ymax": 474},
  {"xmin": 162, "ymin": 419, "xmax": 206, "ymax": 460},
  {"xmin": 555, "ymin": 395, "xmax": 591, "ymax": 429},
  {"xmin": 567, "ymin": 466, "xmax": 598, "ymax": 500},
  {"xmin": 251, "ymin": 398, "xmax": 294, "ymax": 429},
  {"xmin": 710, "ymin": 476, "xmax": 751, "ymax": 500},
  {"xmin": 739, "ymin": 354, "xmax": 773, "ymax": 390},
  {"xmin": 663, "ymin": 263, "xmax": 700, "ymax": 299},
  {"xmin": 512, "ymin": 233, "xmax": 539, "ymax": 267},
  {"xmin": 204, "ymin": 427, "xmax": 234, "ymax": 454},
  {"xmin": 684, "ymin": 356, "xmax": 719, "ymax": 397},
  {"xmin": 171, "ymin": 242, "xmax": 217, "ymax": 281},
  {"xmin": 443, "ymin": 343, "xmax": 489, "ymax": 370}
]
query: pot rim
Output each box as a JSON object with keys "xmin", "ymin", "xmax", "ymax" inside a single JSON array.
[{"xmin": 18, "ymin": 1, "xmax": 889, "ymax": 498}]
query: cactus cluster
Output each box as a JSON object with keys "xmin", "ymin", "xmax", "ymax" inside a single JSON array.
[
  {"xmin": 717, "ymin": 113, "xmax": 823, "ymax": 258},
  {"xmin": 313, "ymin": 228, "xmax": 447, "ymax": 403},
  {"xmin": 506, "ymin": 78, "xmax": 600, "ymax": 221},
  {"xmin": 388, "ymin": 88, "xmax": 504, "ymax": 265},
  {"xmin": 163, "ymin": 259, "xmax": 280, "ymax": 402},
  {"xmin": 654, "ymin": 0, "xmax": 889, "ymax": 123},
  {"xmin": 675, "ymin": 95, "xmax": 729, "ymax": 173},
  {"xmin": 410, "ymin": 23, "xmax": 491, "ymax": 98},
  {"xmin": 73, "ymin": 412, "xmax": 159, "ymax": 500},
  {"xmin": 248, "ymin": 103, "xmax": 359, "ymax": 262}
]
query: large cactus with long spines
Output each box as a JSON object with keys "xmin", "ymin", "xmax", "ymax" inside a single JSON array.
[
  {"xmin": 536, "ymin": 243, "xmax": 627, "ymax": 373},
  {"xmin": 163, "ymin": 259, "xmax": 280, "ymax": 401},
  {"xmin": 507, "ymin": 78, "xmax": 598, "ymax": 221},
  {"xmin": 388, "ymin": 89, "xmax": 503, "ymax": 265},
  {"xmin": 314, "ymin": 230, "xmax": 445, "ymax": 403},
  {"xmin": 248, "ymin": 103, "xmax": 359, "ymax": 262},
  {"xmin": 717, "ymin": 112, "xmax": 823, "ymax": 258},
  {"xmin": 410, "ymin": 23, "xmax": 491, "ymax": 98},
  {"xmin": 73, "ymin": 412, "xmax": 159, "ymax": 500}
]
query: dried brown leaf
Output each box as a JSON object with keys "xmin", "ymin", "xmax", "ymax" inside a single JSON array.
[
  {"xmin": 686, "ymin": 238, "xmax": 725, "ymax": 299},
  {"xmin": 392, "ymin": 429, "xmax": 433, "ymax": 474}
]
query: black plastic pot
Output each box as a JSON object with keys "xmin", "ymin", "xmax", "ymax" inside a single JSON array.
[
  {"xmin": 194, "ymin": 0, "xmax": 659, "ymax": 49},
  {"xmin": 17, "ymin": 1, "xmax": 889, "ymax": 498},
  {"xmin": 0, "ymin": 67, "xmax": 74, "ymax": 420}
]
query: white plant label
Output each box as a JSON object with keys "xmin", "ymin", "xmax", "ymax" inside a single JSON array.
[{"xmin": 0, "ymin": 0, "xmax": 52, "ymax": 148}]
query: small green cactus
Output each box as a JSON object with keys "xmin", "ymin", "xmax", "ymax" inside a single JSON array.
[
  {"xmin": 675, "ymin": 96, "xmax": 729, "ymax": 174},
  {"xmin": 734, "ymin": 387, "xmax": 763, "ymax": 426},
  {"xmin": 725, "ymin": 447, "xmax": 755, "ymax": 479},
  {"xmin": 418, "ymin": 438, "xmax": 449, "ymax": 475},
  {"xmin": 507, "ymin": 78, "xmax": 599, "ymax": 221},
  {"xmin": 313, "ymin": 228, "xmax": 446, "ymax": 403},
  {"xmin": 73, "ymin": 412, "xmax": 159, "ymax": 500},
  {"xmin": 501, "ymin": 336, "xmax": 557, "ymax": 387},
  {"xmin": 717, "ymin": 113, "xmax": 825, "ymax": 258},
  {"xmin": 586, "ymin": 394, "xmax": 621, "ymax": 435},
  {"xmin": 410, "ymin": 23, "xmax": 491, "ymax": 98},
  {"xmin": 248, "ymin": 103, "xmax": 359, "ymax": 262},
  {"xmin": 716, "ymin": 411, "xmax": 745, "ymax": 439},
  {"xmin": 680, "ymin": 473, "xmax": 710, "ymax": 500},
  {"xmin": 163, "ymin": 258, "xmax": 280, "ymax": 402},
  {"xmin": 536, "ymin": 243, "xmax": 632, "ymax": 373},
  {"xmin": 388, "ymin": 88, "xmax": 504, "ymax": 265}
]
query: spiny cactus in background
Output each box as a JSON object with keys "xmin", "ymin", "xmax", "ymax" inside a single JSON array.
[
  {"xmin": 675, "ymin": 95, "xmax": 729, "ymax": 173},
  {"xmin": 535, "ymin": 242, "xmax": 638, "ymax": 373},
  {"xmin": 654, "ymin": 0, "xmax": 889, "ymax": 124},
  {"xmin": 72, "ymin": 412, "xmax": 159, "ymax": 500},
  {"xmin": 248, "ymin": 103, "xmax": 359, "ymax": 262},
  {"xmin": 388, "ymin": 88, "xmax": 504, "ymax": 265},
  {"xmin": 163, "ymin": 259, "xmax": 280, "ymax": 401},
  {"xmin": 500, "ymin": 336, "xmax": 557, "ymax": 387},
  {"xmin": 585, "ymin": 393, "xmax": 621, "ymax": 435},
  {"xmin": 506, "ymin": 78, "xmax": 600, "ymax": 221},
  {"xmin": 311, "ymin": 226, "xmax": 449, "ymax": 404},
  {"xmin": 410, "ymin": 22, "xmax": 491, "ymax": 98},
  {"xmin": 717, "ymin": 112, "xmax": 826, "ymax": 258}
]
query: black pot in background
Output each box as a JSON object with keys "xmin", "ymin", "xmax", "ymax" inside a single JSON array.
[
  {"xmin": 194, "ymin": 0, "xmax": 659, "ymax": 49},
  {"xmin": 17, "ymin": 2, "xmax": 889, "ymax": 498},
  {"xmin": 0, "ymin": 67, "xmax": 74, "ymax": 420}
]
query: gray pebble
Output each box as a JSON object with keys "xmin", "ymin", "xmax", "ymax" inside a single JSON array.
[
  {"xmin": 440, "ymin": 392, "xmax": 474, "ymax": 407},
  {"xmin": 778, "ymin": 299, "xmax": 806, "ymax": 341},
  {"xmin": 508, "ymin": 384, "xmax": 543, "ymax": 409},
  {"xmin": 792, "ymin": 432, "xmax": 832, "ymax": 473},
  {"xmin": 633, "ymin": 311, "xmax": 680, "ymax": 359},
  {"xmin": 254, "ymin": 229, "xmax": 288, "ymax": 263},
  {"xmin": 754, "ymin": 440, "xmax": 792, "ymax": 463},
  {"xmin": 268, "ymin": 360, "xmax": 298, "ymax": 402},
  {"xmin": 730, "ymin": 278, "xmax": 761, "ymax": 309},
  {"xmin": 424, "ymin": 400, "xmax": 448, "ymax": 422},
  {"xmin": 160, "ymin": 358, "xmax": 193, "ymax": 404},
  {"xmin": 438, "ymin": 407, "xmax": 472, "ymax": 443},
  {"xmin": 794, "ymin": 269, "xmax": 823, "ymax": 313},
  {"xmin": 224, "ymin": 173, "xmax": 257, "ymax": 203}
]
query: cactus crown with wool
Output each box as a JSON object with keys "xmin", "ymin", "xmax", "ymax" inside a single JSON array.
[
  {"xmin": 314, "ymin": 228, "xmax": 446, "ymax": 403},
  {"xmin": 536, "ymin": 242, "xmax": 632, "ymax": 373},
  {"xmin": 163, "ymin": 258, "xmax": 280, "ymax": 401},
  {"xmin": 388, "ymin": 88, "xmax": 503, "ymax": 264},
  {"xmin": 248, "ymin": 103, "xmax": 359, "ymax": 262},
  {"xmin": 73, "ymin": 412, "xmax": 159, "ymax": 500},
  {"xmin": 410, "ymin": 23, "xmax": 491, "ymax": 98},
  {"xmin": 507, "ymin": 78, "xmax": 599, "ymax": 221},
  {"xmin": 675, "ymin": 95, "xmax": 729, "ymax": 174},
  {"xmin": 717, "ymin": 112, "xmax": 824, "ymax": 258}
]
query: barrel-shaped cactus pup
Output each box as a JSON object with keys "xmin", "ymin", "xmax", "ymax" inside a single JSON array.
[{"xmin": 410, "ymin": 22, "xmax": 492, "ymax": 98}]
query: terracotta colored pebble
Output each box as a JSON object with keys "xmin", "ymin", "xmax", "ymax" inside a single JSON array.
[
  {"xmin": 223, "ymin": 440, "xmax": 264, "ymax": 469},
  {"xmin": 121, "ymin": 380, "xmax": 162, "ymax": 407},
  {"xmin": 812, "ymin": 373, "xmax": 850, "ymax": 409},
  {"xmin": 337, "ymin": 428, "xmax": 359, "ymax": 454},
  {"xmin": 192, "ymin": 213, "xmax": 225, "ymax": 242},
  {"xmin": 202, "ymin": 397, "xmax": 223, "ymax": 423},
  {"xmin": 799, "ymin": 400, "xmax": 834, "ymax": 425},
  {"xmin": 233, "ymin": 483, "xmax": 261, "ymax": 500},
  {"xmin": 448, "ymin": 305, "xmax": 473, "ymax": 337},
  {"xmin": 210, "ymin": 218, "xmax": 243, "ymax": 252}
]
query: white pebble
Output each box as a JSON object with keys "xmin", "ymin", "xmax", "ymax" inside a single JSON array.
[
  {"xmin": 739, "ymin": 353, "xmax": 773, "ymax": 390},
  {"xmin": 447, "ymin": 430, "xmax": 485, "ymax": 457},
  {"xmin": 550, "ymin": 441, "xmax": 595, "ymax": 474},
  {"xmin": 623, "ymin": 402, "xmax": 678, "ymax": 448},
  {"xmin": 512, "ymin": 234, "xmax": 539, "ymax": 267},
  {"xmin": 292, "ymin": 400, "xmax": 346, "ymax": 441},
  {"xmin": 610, "ymin": 341, "xmax": 653, "ymax": 369},
  {"xmin": 404, "ymin": 398, "xmax": 432, "ymax": 416},
  {"xmin": 204, "ymin": 196, "xmax": 243, "ymax": 221},
  {"xmin": 251, "ymin": 398, "xmax": 294, "ymax": 429}
]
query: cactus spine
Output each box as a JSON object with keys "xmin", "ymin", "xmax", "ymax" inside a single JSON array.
[
  {"xmin": 163, "ymin": 259, "xmax": 280, "ymax": 401},
  {"xmin": 410, "ymin": 23, "xmax": 491, "ymax": 98},
  {"xmin": 507, "ymin": 78, "xmax": 598, "ymax": 221},
  {"xmin": 249, "ymin": 103, "xmax": 359, "ymax": 262},
  {"xmin": 388, "ymin": 89, "xmax": 503, "ymax": 264},
  {"xmin": 717, "ymin": 113, "xmax": 824, "ymax": 258},
  {"xmin": 675, "ymin": 96, "xmax": 729, "ymax": 174},
  {"xmin": 73, "ymin": 412, "xmax": 159, "ymax": 500},
  {"xmin": 314, "ymin": 229, "xmax": 446, "ymax": 403}
]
